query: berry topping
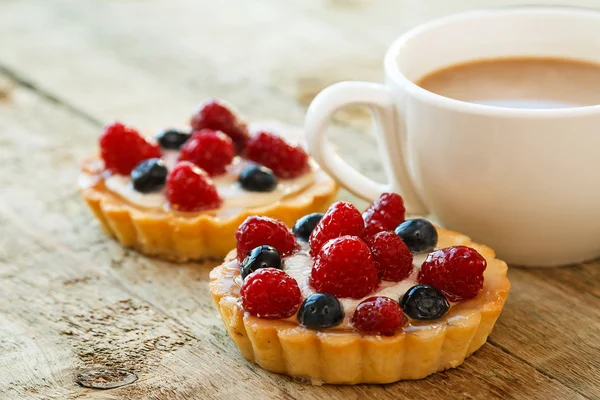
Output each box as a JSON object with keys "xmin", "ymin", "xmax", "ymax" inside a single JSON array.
[
  {"xmin": 395, "ymin": 218, "xmax": 438, "ymax": 253},
  {"xmin": 351, "ymin": 297, "xmax": 406, "ymax": 336},
  {"xmin": 238, "ymin": 165, "xmax": 278, "ymax": 192},
  {"xmin": 311, "ymin": 236, "xmax": 378, "ymax": 299},
  {"xmin": 297, "ymin": 293, "xmax": 344, "ymax": 329},
  {"xmin": 235, "ymin": 216, "xmax": 297, "ymax": 262},
  {"xmin": 178, "ymin": 129, "xmax": 235, "ymax": 176},
  {"xmin": 155, "ymin": 129, "xmax": 190, "ymax": 150},
  {"xmin": 246, "ymin": 132, "xmax": 309, "ymax": 178},
  {"xmin": 100, "ymin": 121, "xmax": 161, "ymax": 175},
  {"xmin": 166, "ymin": 161, "xmax": 222, "ymax": 212},
  {"xmin": 363, "ymin": 193, "xmax": 406, "ymax": 237},
  {"xmin": 309, "ymin": 201, "xmax": 365, "ymax": 256},
  {"xmin": 131, "ymin": 158, "xmax": 168, "ymax": 193},
  {"xmin": 190, "ymin": 99, "xmax": 249, "ymax": 153},
  {"xmin": 240, "ymin": 245, "xmax": 282, "ymax": 279},
  {"xmin": 240, "ymin": 268, "xmax": 302, "ymax": 319},
  {"xmin": 399, "ymin": 285, "xmax": 450, "ymax": 320},
  {"xmin": 293, "ymin": 213, "xmax": 324, "ymax": 242},
  {"xmin": 368, "ymin": 231, "xmax": 414, "ymax": 281},
  {"xmin": 418, "ymin": 246, "xmax": 487, "ymax": 302}
]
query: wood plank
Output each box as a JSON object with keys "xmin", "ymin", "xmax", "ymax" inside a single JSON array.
[
  {"xmin": 490, "ymin": 266, "xmax": 600, "ymax": 395},
  {"xmin": 526, "ymin": 263, "xmax": 600, "ymax": 300},
  {"xmin": 0, "ymin": 0, "xmax": 373, "ymax": 124},
  {"xmin": 0, "ymin": 65, "xmax": 589, "ymax": 400},
  {"xmin": 286, "ymin": 0, "xmax": 600, "ymax": 46}
]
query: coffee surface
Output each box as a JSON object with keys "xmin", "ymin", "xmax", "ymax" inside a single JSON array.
[{"xmin": 417, "ymin": 57, "xmax": 600, "ymax": 109}]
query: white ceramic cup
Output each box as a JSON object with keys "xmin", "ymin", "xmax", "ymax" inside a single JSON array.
[{"xmin": 305, "ymin": 7, "xmax": 600, "ymax": 267}]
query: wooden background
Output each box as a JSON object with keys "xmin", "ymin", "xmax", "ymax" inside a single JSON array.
[{"xmin": 0, "ymin": 0, "xmax": 599, "ymax": 399}]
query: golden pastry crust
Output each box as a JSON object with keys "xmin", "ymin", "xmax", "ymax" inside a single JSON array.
[
  {"xmin": 209, "ymin": 227, "xmax": 510, "ymax": 384},
  {"xmin": 80, "ymin": 157, "xmax": 338, "ymax": 262}
]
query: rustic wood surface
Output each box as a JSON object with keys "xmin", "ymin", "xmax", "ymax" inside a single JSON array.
[{"xmin": 0, "ymin": 0, "xmax": 599, "ymax": 399}]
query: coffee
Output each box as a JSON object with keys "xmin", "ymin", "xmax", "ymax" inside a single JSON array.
[{"xmin": 417, "ymin": 57, "xmax": 600, "ymax": 109}]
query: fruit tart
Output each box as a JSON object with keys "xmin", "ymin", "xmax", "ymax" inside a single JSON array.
[
  {"xmin": 79, "ymin": 99, "xmax": 338, "ymax": 261},
  {"xmin": 210, "ymin": 194, "xmax": 510, "ymax": 384}
]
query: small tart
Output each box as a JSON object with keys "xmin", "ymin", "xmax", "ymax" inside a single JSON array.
[
  {"xmin": 209, "ymin": 227, "xmax": 510, "ymax": 384},
  {"xmin": 79, "ymin": 122, "xmax": 338, "ymax": 261}
]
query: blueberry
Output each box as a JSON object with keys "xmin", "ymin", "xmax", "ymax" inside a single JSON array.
[
  {"xmin": 131, "ymin": 158, "xmax": 168, "ymax": 193},
  {"xmin": 399, "ymin": 285, "xmax": 449, "ymax": 320},
  {"xmin": 155, "ymin": 129, "xmax": 190, "ymax": 149},
  {"xmin": 239, "ymin": 165, "xmax": 278, "ymax": 192},
  {"xmin": 297, "ymin": 293, "xmax": 344, "ymax": 329},
  {"xmin": 394, "ymin": 218, "xmax": 438, "ymax": 253},
  {"xmin": 292, "ymin": 213, "xmax": 324, "ymax": 241},
  {"xmin": 240, "ymin": 245, "xmax": 282, "ymax": 279}
]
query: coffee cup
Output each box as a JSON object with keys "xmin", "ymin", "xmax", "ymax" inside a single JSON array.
[{"xmin": 305, "ymin": 7, "xmax": 600, "ymax": 267}]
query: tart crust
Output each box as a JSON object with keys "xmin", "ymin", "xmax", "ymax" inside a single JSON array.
[
  {"xmin": 80, "ymin": 158, "xmax": 338, "ymax": 262},
  {"xmin": 209, "ymin": 227, "xmax": 510, "ymax": 384}
]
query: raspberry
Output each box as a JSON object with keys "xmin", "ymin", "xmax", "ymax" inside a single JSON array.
[
  {"xmin": 241, "ymin": 268, "xmax": 302, "ymax": 319},
  {"xmin": 363, "ymin": 193, "xmax": 406, "ymax": 237},
  {"xmin": 166, "ymin": 161, "xmax": 222, "ymax": 212},
  {"xmin": 235, "ymin": 216, "xmax": 297, "ymax": 262},
  {"xmin": 100, "ymin": 121, "xmax": 161, "ymax": 175},
  {"xmin": 309, "ymin": 201, "xmax": 364, "ymax": 256},
  {"xmin": 178, "ymin": 129, "xmax": 234, "ymax": 176},
  {"xmin": 351, "ymin": 296, "xmax": 407, "ymax": 336},
  {"xmin": 246, "ymin": 132, "xmax": 309, "ymax": 178},
  {"xmin": 310, "ymin": 236, "xmax": 378, "ymax": 299},
  {"xmin": 190, "ymin": 99, "xmax": 249, "ymax": 153},
  {"xmin": 418, "ymin": 246, "xmax": 487, "ymax": 302},
  {"xmin": 368, "ymin": 231, "xmax": 414, "ymax": 281}
]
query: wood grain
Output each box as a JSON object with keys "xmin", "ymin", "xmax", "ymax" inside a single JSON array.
[{"xmin": 0, "ymin": 1, "xmax": 599, "ymax": 399}]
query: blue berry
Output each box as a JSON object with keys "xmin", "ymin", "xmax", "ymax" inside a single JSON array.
[
  {"xmin": 297, "ymin": 293, "xmax": 344, "ymax": 329},
  {"xmin": 399, "ymin": 285, "xmax": 449, "ymax": 320},
  {"xmin": 155, "ymin": 129, "xmax": 190, "ymax": 149},
  {"xmin": 395, "ymin": 218, "xmax": 438, "ymax": 253},
  {"xmin": 240, "ymin": 245, "xmax": 282, "ymax": 279},
  {"xmin": 131, "ymin": 158, "xmax": 168, "ymax": 193},
  {"xmin": 239, "ymin": 165, "xmax": 278, "ymax": 192},
  {"xmin": 292, "ymin": 213, "xmax": 324, "ymax": 241}
]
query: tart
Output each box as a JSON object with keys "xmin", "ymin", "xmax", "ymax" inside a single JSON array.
[
  {"xmin": 210, "ymin": 195, "xmax": 510, "ymax": 384},
  {"xmin": 79, "ymin": 99, "xmax": 338, "ymax": 261}
]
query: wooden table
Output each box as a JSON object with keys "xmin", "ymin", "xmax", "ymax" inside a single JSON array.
[{"xmin": 0, "ymin": 1, "xmax": 599, "ymax": 399}]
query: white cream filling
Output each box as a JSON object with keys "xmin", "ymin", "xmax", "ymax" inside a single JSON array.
[
  {"xmin": 230, "ymin": 246, "xmax": 431, "ymax": 322},
  {"xmin": 87, "ymin": 121, "xmax": 320, "ymax": 211},
  {"xmin": 103, "ymin": 158, "xmax": 318, "ymax": 210},
  {"xmin": 284, "ymin": 247, "xmax": 429, "ymax": 313}
]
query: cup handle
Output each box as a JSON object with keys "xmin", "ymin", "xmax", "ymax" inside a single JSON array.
[{"xmin": 305, "ymin": 81, "xmax": 429, "ymax": 215}]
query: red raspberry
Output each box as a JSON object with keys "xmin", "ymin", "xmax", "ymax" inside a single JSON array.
[
  {"xmin": 309, "ymin": 201, "xmax": 365, "ymax": 256},
  {"xmin": 351, "ymin": 296, "xmax": 406, "ymax": 336},
  {"xmin": 418, "ymin": 246, "xmax": 487, "ymax": 302},
  {"xmin": 178, "ymin": 129, "xmax": 234, "ymax": 176},
  {"xmin": 363, "ymin": 193, "xmax": 406, "ymax": 237},
  {"xmin": 166, "ymin": 161, "xmax": 222, "ymax": 212},
  {"xmin": 241, "ymin": 268, "xmax": 302, "ymax": 319},
  {"xmin": 368, "ymin": 231, "xmax": 414, "ymax": 281},
  {"xmin": 311, "ymin": 236, "xmax": 378, "ymax": 299},
  {"xmin": 190, "ymin": 99, "xmax": 249, "ymax": 153},
  {"xmin": 246, "ymin": 132, "xmax": 309, "ymax": 178},
  {"xmin": 99, "ymin": 121, "xmax": 161, "ymax": 175},
  {"xmin": 235, "ymin": 216, "xmax": 297, "ymax": 262}
]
